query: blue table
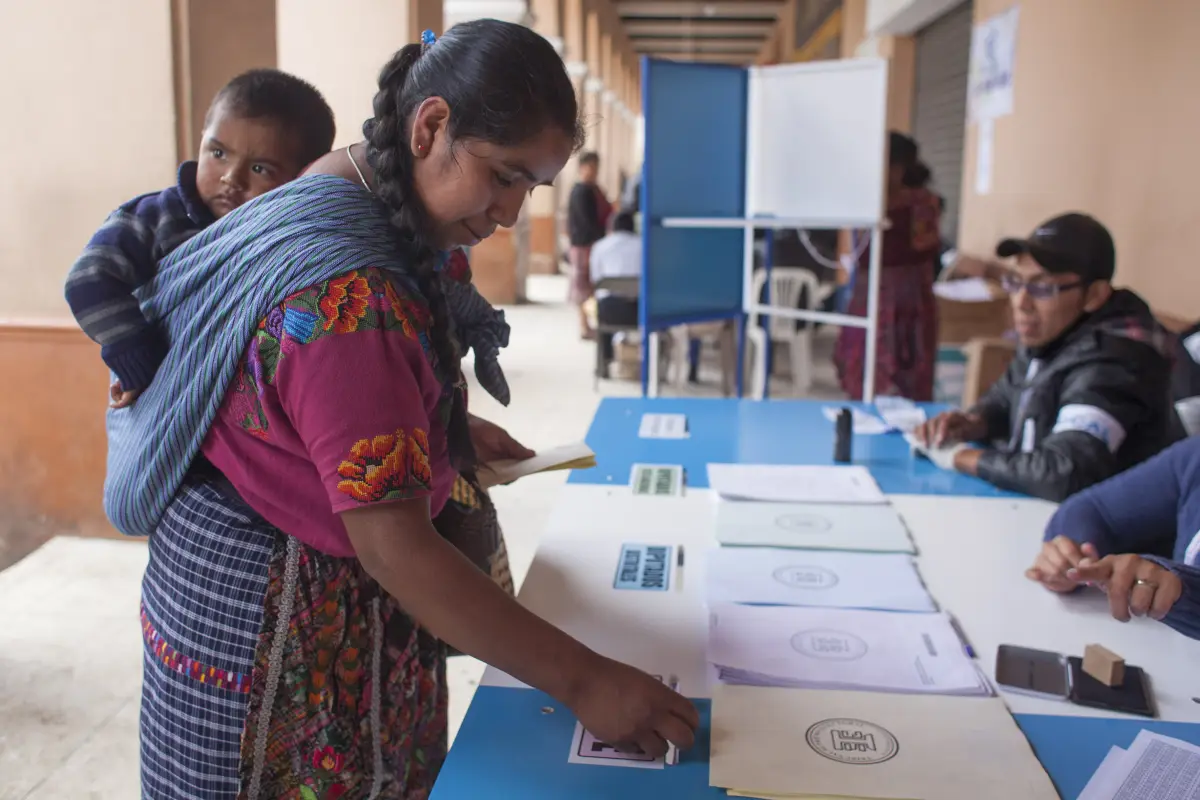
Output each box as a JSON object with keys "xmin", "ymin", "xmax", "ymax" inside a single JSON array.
[{"xmin": 436, "ymin": 398, "xmax": 1200, "ymax": 800}]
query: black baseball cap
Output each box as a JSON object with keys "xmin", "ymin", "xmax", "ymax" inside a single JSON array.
[{"xmin": 996, "ymin": 212, "xmax": 1116, "ymax": 282}]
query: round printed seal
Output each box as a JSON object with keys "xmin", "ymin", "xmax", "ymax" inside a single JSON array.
[
  {"xmin": 790, "ymin": 629, "xmax": 869, "ymax": 661},
  {"xmin": 772, "ymin": 564, "xmax": 840, "ymax": 590},
  {"xmin": 773, "ymin": 512, "xmax": 834, "ymax": 533},
  {"xmin": 805, "ymin": 718, "xmax": 899, "ymax": 765}
]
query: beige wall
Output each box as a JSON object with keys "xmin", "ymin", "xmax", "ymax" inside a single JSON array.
[
  {"xmin": 277, "ymin": 0, "xmax": 415, "ymax": 150},
  {"xmin": 960, "ymin": 0, "xmax": 1200, "ymax": 317},
  {"xmin": 0, "ymin": 0, "xmax": 177, "ymax": 319}
]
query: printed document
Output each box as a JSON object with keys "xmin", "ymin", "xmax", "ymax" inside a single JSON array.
[
  {"xmin": 1079, "ymin": 730, "xmax": 1200, "ymax": 800},
  {"xmin": 706, "ymin": 548, "xmax": 934, "ymax": 612},
  {"xmin": 707, "ymin": 464, "xmax": 887, "ymax": 505},
  {"xmin": 709, "ymin": 685, "xmax": 1059, "ymax": 800},
  {"xmin": 708, "ymin": 604, "xmax": 989, "ymax": 695}
]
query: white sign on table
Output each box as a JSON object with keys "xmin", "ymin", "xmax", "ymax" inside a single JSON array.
[
  {"xmin": 969, "ymin": 5, "xmax": 1020, "ymax": 121},
  {"xmin": 707, "ymin": 464, "xmax": 887, "ymax": 505},
  {"xmin": 638, "ymin": 413, "xmax": 688, "ymax": 439}
]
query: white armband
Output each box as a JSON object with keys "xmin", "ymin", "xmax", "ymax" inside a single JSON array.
[{"xmin": 1051, "ymin": 404, "xmax": 1126, "ymax": 453}]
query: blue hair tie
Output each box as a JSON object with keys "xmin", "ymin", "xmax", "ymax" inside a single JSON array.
[{"xmin": 421, "ymin": 30, "xmax": 437, "ymax": 53}]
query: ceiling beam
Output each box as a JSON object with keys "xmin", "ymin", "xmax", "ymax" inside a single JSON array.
[
  {"xmin": 646, "ymin": 51, "xmax": 753, "ymax": 64},
  {"xmin": 616, "ymin": 1, "xmax": 784, "ymax": 19},
  {"xmin": 624, "ymin": 19, "xmax": 774, "ymax": 37},
  {"xmin": 633, "ymin": 37, "xmax": 762, "ymax": 53}
]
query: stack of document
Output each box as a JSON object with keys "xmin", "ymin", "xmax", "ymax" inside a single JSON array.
[
  {"xmin": 710, "ymin": 685, "xmax": 1059, "ymax": 800},
  {"xmin": 708, "ymin": 604, "xmax": 991, "ymax": 696},
  {"xmin": 1080, "ymin": 730, "xmax": 1200, "ymax": 799},
  {"xmin": 706, "ymin": 548, "xmax": 935, "ymax": 612},
  {"xmin": 707, "ymin": 464, "xmax": 887, "ymax": 505},
  {"xmin": 713, "ymin": 496, "xmax": 915, "ymax": 552}
]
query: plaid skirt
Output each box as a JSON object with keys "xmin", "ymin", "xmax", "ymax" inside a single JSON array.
[{"xmin": 140, "ymin": 472, "xmax": 510, "ymax": 799}]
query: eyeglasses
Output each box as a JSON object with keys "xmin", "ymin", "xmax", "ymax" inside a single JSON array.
[{"xmin": 1001, "ymin": 275, "xmax": 1086, "ymax": 299}]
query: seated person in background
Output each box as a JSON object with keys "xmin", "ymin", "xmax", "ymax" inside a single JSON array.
[
  {"xmin": 1027, "ymin": 436, "xmax": 1200, "ymax": 640},
  {"xmin": 590, "ymin": 211, "xmax": 641, "ymax": 377},
  {"xmin": 913, "ymin": 213, "xmax": 1178, "ymax": 502}
]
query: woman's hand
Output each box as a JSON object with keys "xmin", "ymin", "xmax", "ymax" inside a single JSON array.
[
  {"xmin": 1026, "ymin": 536, "xmax": 1098, "ymax": 592},
  {"xmin": 566, "ymin": 654, "xmax": 699, "ymax": 758},
  {"xmin": 468, "ymin": 416, "xmax": 535, "ymax": 464},
  {"xmin": 1069, "ymin": 554, "xmax": 1183, "ymax": 622}
]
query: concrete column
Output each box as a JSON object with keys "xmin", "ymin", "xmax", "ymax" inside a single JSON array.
[
  {"xmin": 172, "ymin": 0, "xmax": 277, "ymax": 160},
  {"xmin": 584, "ymin": 3, "xmax": 603, "ymax": 156},
  {"xmin": 559, "ymin": 0, "xmax": 589, "ymax": 251},
  {"xmin": 528, "ymin": 0, "xmax": 563, "ymax": 274},
  {"xmin": 599, "ymin": 27, "xmax": 616, "ymax": 198}
]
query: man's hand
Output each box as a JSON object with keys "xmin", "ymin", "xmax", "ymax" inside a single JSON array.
[
  {"xmin": 1025, "ymin": 536, "xmax": 1098, "ymax": 593},
  {"xmin": 109, "ymin": 380, "xmax": 142, "ymax": 409},
  {"xmin": 1069, "ymin": 554, "xmax": 1183, "ymax": 622},
  {"xmin": 469, "ymin": 416, "xmax": 535, "ymax": 464},
  {"xmin": 912, "ymin": 410, "xmax": 988, "ymax": 449}
]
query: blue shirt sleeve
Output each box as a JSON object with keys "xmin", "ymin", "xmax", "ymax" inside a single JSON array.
[
  {"xmin": 1044, "ymin": 437, "xmax": 1197, "ymax": 557},
  {"xmin": 1143, "ymin": 556, "xmax": 1200, "ymax": 641}
]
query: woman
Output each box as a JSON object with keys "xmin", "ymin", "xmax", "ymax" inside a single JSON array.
[
  {"xmin": 1027, "ymin": 435, "xmax": 1200, "ymax": 639},
  {"xmin": 136, "ymin": 21, "xmax": 697, "ymax": 799},
  {"xmin": 834, "ymin": 131, "xmax": 941, "ymax": 400}
]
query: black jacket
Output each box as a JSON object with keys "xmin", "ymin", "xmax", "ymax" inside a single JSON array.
[
  {"xmin": 1172, "ymin": 320, "xmax": 1200, "ymax": 402},
  {"xmin": 568, "ymin": 182, "xmax": 606, "ymax": 247},
  {"xmin": 970, "ymin": 289, "xmax": 1179, "ymax": 502}
]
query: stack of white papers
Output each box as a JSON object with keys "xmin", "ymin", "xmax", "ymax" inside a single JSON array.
[
  {"xmin": 708, "ymin": 604, "xmax": 991, "ymax": 696},
  {"xmin": 875, "ymin": 396, "xmax": 928, "ymax": 433},
  {"xmin": 477, "ymin": 442, "xmax": 596, "ymax": 488},
  {"xmin": 707, "ymin": 464, "xmax": 887, "ymax": 505},
  {"xmin": 710, "ymin": 686, "xmax": 1059, "ymax": 800},
  {"xmin": 713, "ymin": 496, "xmax": 915, "ymax": 553},
  {"xmin": 706, "ymin": 548, "xmax": 935, "ymax": 612},
  {"xmin": 1080, "ymin": 730, "xmax": 1200, "ymax": 799}
]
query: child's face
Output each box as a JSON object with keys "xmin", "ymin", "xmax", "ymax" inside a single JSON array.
[{"xmin": 196, "ymin": 104, "xmax": 306, "ymax": 218}]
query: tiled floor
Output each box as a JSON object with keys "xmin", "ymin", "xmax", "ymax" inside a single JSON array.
[{"xmin": 0, "ymin": 275, "xmax": 843, "ymax": 798}]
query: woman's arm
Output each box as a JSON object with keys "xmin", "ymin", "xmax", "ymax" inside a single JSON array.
[
  {"xmin": 344, "ymin": 501, "xmax": 698, "ymax": 754},
  {"xmin": 1045, "ymin": 438, "xmax": 1191, "ymax": 557}
]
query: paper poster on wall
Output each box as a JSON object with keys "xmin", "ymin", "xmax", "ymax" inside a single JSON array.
[
  {"xmin": 969, "ymin": 6, "xmax": 1019, "ymax": 121},
  {"xmin": 975, "ymin": 118, "xmax": 995, "ymax": 195}
]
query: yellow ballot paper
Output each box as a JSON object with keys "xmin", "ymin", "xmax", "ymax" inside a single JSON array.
[
  {"xmin": 478, "ymin": 442, "xmax": 596, "ymax": 488},
  {"xmin": 710, "ymin": 685, "xmax": 1059, "ymax": 800}
]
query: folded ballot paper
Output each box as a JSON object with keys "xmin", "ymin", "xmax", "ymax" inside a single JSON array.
[
  {"xmin": 710, "ymin": 685, "xmax": 1059, "ymax": 800},
  {"xmin": 477, "ymin": 442, "xmax": 596, "ymax": 489},
  {"xmin": 713, "ymin": 496, "xmax": 916, "ymax": 553},
  {"xmin": 706, "ymin": 548, "xmax": 935, "ymax": 613},
  {"xmin": 708, "ymin": 604, "xmax": 991, "ymax": 696}
]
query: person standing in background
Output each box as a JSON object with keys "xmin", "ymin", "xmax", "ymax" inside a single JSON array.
[
  {"xmin": 834, "ymin": 131, "xmax": 941, "ymax": 400},
  {"xmin": 567, "ymin": 151, "xmax": 611, "ymax": 339}
]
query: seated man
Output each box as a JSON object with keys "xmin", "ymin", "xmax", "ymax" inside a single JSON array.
[
  {"xmin": 1027, "ymin": 435, "xmax": 1200, "ymax": 640},
  {"xmin": 913, "ymin": 212, "xmax": 1177, "ymax": 502},
  {"xmin": 590, "ymin": 211, "xmax": 641, "ymax": 378}
]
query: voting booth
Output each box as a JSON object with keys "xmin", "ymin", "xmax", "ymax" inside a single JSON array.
[{"xmin": 638, "ymin": 57, "xmax": 890, "ymax": 399}]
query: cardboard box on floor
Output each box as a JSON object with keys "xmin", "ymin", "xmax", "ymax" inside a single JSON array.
[{"xmin": 937, "ymin": 279, "xmax": 1012, "ymax": 347}]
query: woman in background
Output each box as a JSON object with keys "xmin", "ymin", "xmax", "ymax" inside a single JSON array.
[{"xmin": 834, "ymin": 131, "xmax": 941, "ymax": 400}]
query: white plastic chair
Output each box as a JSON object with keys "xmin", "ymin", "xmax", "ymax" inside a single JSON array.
[
  {"xmin": 746, "ymin": 267, "xmax": 823, "ymax": 399},
  {"xmin": 667, "ymin": 321, "xmax": 737, "ymax": 396}
]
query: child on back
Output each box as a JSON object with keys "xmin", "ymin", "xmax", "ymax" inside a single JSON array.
[{"xmin": 66, "ymin": 69, "xmax": 336, "ymax": 408}]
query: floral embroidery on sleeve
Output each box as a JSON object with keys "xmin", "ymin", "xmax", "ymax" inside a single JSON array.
[{"xmin": 336, "ymin": 427, "xmax": 432, "ymax": 503}]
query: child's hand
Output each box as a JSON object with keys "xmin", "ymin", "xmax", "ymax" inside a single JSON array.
[
  {"xmin": 109, "ymin": 380, "xmax": 143, "ymax": 409},
  {"xmin": 566, "ymin": 654, "xmax": 698, "ymax": 758}
]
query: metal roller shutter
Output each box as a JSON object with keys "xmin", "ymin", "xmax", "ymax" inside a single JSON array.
[{"xmin": 912, "ymin": 1, "xmax": 973, "ymax": 246}]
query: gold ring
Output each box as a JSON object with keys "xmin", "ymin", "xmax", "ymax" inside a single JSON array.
[{"xmin": 1134, "ymin": 578, "xmax": 1157, "ymax": 588}]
